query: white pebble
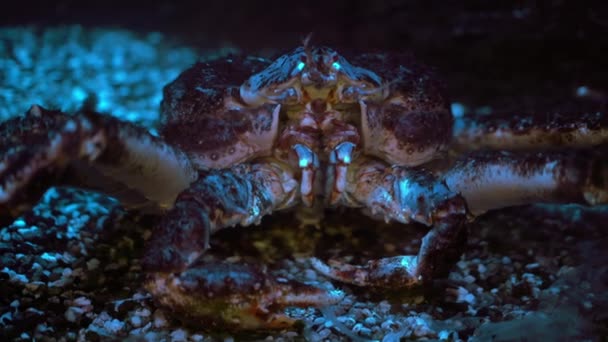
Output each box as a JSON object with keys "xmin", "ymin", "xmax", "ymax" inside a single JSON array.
[
  {"xmin": 103, "ymin": 318, "xmax": 125, "ymax": 334},
  {"xmin": 304, "ymin": 269, "xmax": 317, "ymax": 280},
  {"xmin": 191, "ymin": 334, "xmax": 205, "ymax": 342},
  {"xmin": 64, "ymin": 307, "xmax": 83, "ymax": 322},
  {"xmin": 136, "ymin": 308, "xmax": 151, "ymax": 317},
  {"xmin": 318, "ymin": 328, "xmax": 331, "ymax": 339},
  {"xmin": 525, "ymin": 262, "xmax": 539, "ymax": 270},
  {"xmin": 130, "ymin": 315, "xmax": 142, "ymax": 328},
  {"xmin": 170, "ymin": 328, "xmax": 187, "ymax": 342},
  {"xmin": 464, "ymin": 275, "xmax": 476, "ymax": 283}
]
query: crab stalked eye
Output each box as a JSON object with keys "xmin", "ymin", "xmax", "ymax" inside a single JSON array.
[
  {"xmin": 331, "ymin": 61, "xmax": 341, "ymax": 71},
  {"xmin": 296, "ymin": 61, "xmax": 306, "ymax": 72}
]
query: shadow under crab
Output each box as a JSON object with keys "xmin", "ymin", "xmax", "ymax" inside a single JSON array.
[{"xmin": 1, "ymin": 42, "xmax": 607, "ymax": 332}]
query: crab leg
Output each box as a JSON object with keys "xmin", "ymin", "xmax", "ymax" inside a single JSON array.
[
  {"xmin": 142, "ymin": 161, "xmax": 343, "ymax": 330},
  {"xmin": 452, "ymin": 108, "xmax": 608, "ymax": 152},
  {"xmin": 444, "ymin": 148, "xmax": 608, "ymax": 215},
  {"xmin": 313, "ymin": 158, "xmax": 468, "ymax": 287},
  {"xmin": 0, "ymin": 105, "xmax": 198, "ymax": 214}
]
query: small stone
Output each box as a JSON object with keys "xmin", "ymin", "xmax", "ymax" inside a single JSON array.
[
  {"xmin": 318, "ymin": 328, "xmax": 331, "ymax": 339},
  {"xmin": 501, "ymin": 256, "xmax": 512, "ymax": 264},
  {"xmin": 153, "ymin": 309, "xmax": 168, "ymax": 328},
  {"xmin": 87, "ymin": 258, "xmax": 100, "ymax": 271},
  {"xmin": 130, "ymin": 315, "xmax": 143, "ymax": 328},
  {"xmin": 103, "ymin": 318, "xmax": 125, "ymax": 334},
  {"xmin": 64, "ymin": 306, "xmax": 84, "ymax": 322},
  {"xmin": 525, "ymin": 262, "xmax": 539, "ymax": 270},
  {"xmin": 313, "ymin": 317, "xmax": 325, "ymax": 326},
  {"xmin": 191, "ymin": 334, "xmax": 205, "ymax": 342},
  {"xmin": 304, "ymin": 269, "xmax": 317, "ymax": 280},
  {"xmin": 73, "ymin": 296, "xmax": 91, "ymax": 307},
  {"xmin": 135, "ymin": 308, "xmax": 151, "ymax": 317},
  {"xmin": 378, "ymin": 300, "xmax": 392, "ymax": 314},
  {"xmin": 464, "ymin": 275, "xmax": 476, "ymax": 283},
  {"xmin": 170, "ymin": 328, "xmax": 187, "ymax": 342},
  {"xmin": 380, "ymin": 319, "xmax": 395, "ymax": 330},
  {"xmin": 364, "ymin": 316, "xmax": 377, "ymax": 326}
]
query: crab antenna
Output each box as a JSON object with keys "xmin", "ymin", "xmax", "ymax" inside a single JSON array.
[{"xmin": 303, "ymin": 32, "xmax": 314, "ymax": 65}]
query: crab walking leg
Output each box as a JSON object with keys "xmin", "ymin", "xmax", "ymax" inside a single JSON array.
[
  {"xmin": 452, "ymin": 109, "xmax": 608, "ymax": 152},
  {"xmin": 443, "ymin": 149, "xmax": 608, "ymax": 216},
  {"xmin": 312, "ymin": 159, "xmax": 468, "ymax": 287},
  {"xmin": 0, "ymin": 105, "xmax": 198, "ymax": 213},
  {"xmin": 142, "ymin": 162, "xmax": 343, "ymax": 330}
]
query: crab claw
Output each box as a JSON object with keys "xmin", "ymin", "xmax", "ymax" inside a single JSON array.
[
  {"xmin": 311, "ymin": 256, "xmax": 422, "ymax": 288},
  {"xmin": 145, "ymin": 260, "xmax": 344, "ymax": 330}
]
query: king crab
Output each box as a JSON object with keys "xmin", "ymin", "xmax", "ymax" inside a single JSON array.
[{"xmin": 1, "ymin": 42, "xmax": 607, "ymax": 330}]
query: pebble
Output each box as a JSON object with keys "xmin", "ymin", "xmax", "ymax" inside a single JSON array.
[
  {"xmin": 103, "ymin": 318, "xmax": 125, "ymax": 334},
  {"xmin": 130, "ymin": 315, "xmax": 143, "ymax": 328},
  {"xmin": 87, "ymin": 258, "xmax": 100, "ymax": 270},
  {"xmin": 525, "ymin": 262, "xmax": 540, "ymax": 270},
  {"xmin": 170, "ymin": 328, "xmax": 188, "ymax": 341},
  {"xmin": 153, "ymin": 309, "xmax": 168, "ymax": 328},
  {"xmin": 191, "ymin": 334, "xmax": 205, "ymax": 342},
  {"xmin": 313, "ymin": 317, "xmax": 325, "ymax": 325},
  {"xmin": 65, "ymin": 306, "xmax": 85, "ymax": 322},
  {"xmin": 304, "ymin": 269, "xmax": 317, "ymax": 280}
]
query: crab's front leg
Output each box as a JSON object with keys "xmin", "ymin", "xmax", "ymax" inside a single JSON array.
[
  {"xmin": 314, "ymin": 158, "xmax": 468, "ymax": 287},
  {"xmin": 142, "ymin": 161, "xmax": 343, "ymax": 330}
]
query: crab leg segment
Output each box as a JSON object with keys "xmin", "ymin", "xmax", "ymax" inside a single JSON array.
[
  {"xmin": 0, "ymin": 106, "xmax": 197, "ymax": 214},
  {"xmin": 452, "ymin": 108, "xmax": 608, "ymax": 152},
  {"xmin": 292, "ymin": 143, "xmax": 319, "ymax": 207},
  {"xmin": 142, "ymin": 161, "xmax": 343, "ymax": 330},
  {"xmin": 444, "ymin": 148, "xmax": 608, "ymax": 215},
  {"xmin": 313, "ymin": 159, "xmax": 468, "ymax": 287},
  {"xmin": 327, "ymin": 141, "xmax": 356, "ymax": 206}
]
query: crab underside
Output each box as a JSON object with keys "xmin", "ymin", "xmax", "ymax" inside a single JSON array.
[{"xmin": 1, "ymin": 45, "xmax": 607, "ymax": 330}]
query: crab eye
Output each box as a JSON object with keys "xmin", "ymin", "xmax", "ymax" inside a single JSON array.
[{"xmin": 296, "ymin": 61, "xmax": 306, "ymax": 72}]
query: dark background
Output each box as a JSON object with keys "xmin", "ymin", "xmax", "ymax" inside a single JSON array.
[{"xmin": 2, "ymin": 0, "xmax": 607, "ymax": 105}]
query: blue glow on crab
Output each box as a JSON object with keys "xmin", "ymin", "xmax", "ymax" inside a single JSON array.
[
  {"xmin": 400, "ymin": 256, "xmax": 415, "ymax": 268},
  {"xmin": 398, "ymin": 178, "xmax": 411, "ymax": 200},
  {"xmin": 298, "ymin": 155, "xmax": 310, "ymax": 168},
  {"xmin": 296, "ymin": 61, "xmax": 306, "ymax": 72},
  {"xmin": 332, "ymin": 61, "xmax": 341, "ymax": 70}
]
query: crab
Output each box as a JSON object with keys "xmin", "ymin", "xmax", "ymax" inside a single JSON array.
[{"xmin": 1, "ymin": 42, "xmax": 607, "ymax": 330}]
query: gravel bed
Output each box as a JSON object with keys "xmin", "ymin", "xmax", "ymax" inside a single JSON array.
[{"xmin": 1, "ymin": 26, "xmax": 607, "ymax": 341}]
